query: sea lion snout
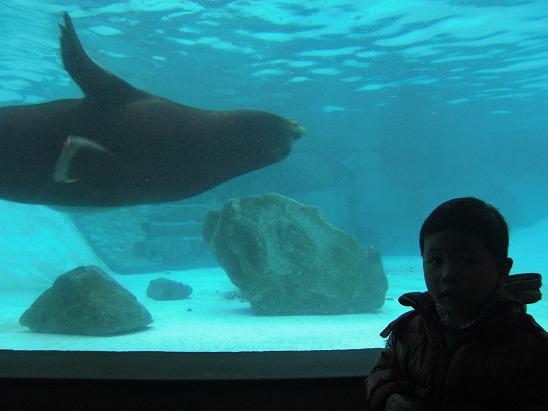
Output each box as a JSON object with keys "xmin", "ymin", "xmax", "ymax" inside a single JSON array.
[{"xmin": 287, "ymin": 119, "xmax": 305, "ymax": 140}]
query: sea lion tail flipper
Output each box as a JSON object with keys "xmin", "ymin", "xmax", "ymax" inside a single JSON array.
[
  {"xmin": 59, "ymin": 12, "xmax": 148, "ymax": 105},
  {"xmin": 54, "ymin": 135, "xmax": 114, "ymax": 183}
]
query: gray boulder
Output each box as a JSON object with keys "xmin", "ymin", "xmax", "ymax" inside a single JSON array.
[
  {"xmin": 19, "ymin": 265, "xmax": 153, "ymax": 335},
  {"xmin": 203, "ymin": 193, "xmax": 388, "ymax": 315}
]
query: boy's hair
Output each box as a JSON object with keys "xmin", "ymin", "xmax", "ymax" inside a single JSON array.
[{"xmin": 419, "ymin": 197, "xmax": 509, "ymax": 263}]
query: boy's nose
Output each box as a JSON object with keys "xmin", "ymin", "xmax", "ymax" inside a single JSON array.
[{"xmin": 440, "ymin": 263, "xmax": 461, "ymax": 282}]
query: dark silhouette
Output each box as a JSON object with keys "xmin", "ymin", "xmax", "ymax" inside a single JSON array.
[
  {"xmin": 366, "ymin": 197, "xmax": 547, "ymax": 411},
  {"xmin": 0, "ymin": 13, "xmax": 303, "ymax": 207}
]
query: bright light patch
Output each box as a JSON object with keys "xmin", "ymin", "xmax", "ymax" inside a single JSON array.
[
  {"xmin": 300, "ymin": 47, "xmax": 362, "ymax": 58},
  {"xmin": 309, "ymin": 68, "xmax": 341, "ymax": 75},
  {"xmin": 356, "ymin": 83, "xmax": 388, "ymax": 91},
  {"xmin": 447, "ymin": 98, "xmax": 469, "ymax": 105},
  {"xmin": 89, "ymin": 26, "xmax": 124, "ymax": 36}
]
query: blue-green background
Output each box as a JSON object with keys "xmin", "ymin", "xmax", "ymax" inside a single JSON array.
[{"xmin": 1, "ymin": 1, "xmax": 547, "ymax": 277}]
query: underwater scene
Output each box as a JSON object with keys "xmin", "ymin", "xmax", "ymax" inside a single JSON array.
[{"xmin": 0, "ymin": 0, "xmax": 546, "ymax": 354}]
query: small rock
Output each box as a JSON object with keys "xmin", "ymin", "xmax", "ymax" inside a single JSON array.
[
  {"xmin": 146, "ymin": 278, "xmax": 193, "ymax": 300},
  {"xmin": 219, "ymin": 289, "xmax": 244, "ymax": 301}
]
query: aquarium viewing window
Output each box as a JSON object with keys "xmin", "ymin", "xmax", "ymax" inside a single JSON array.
[{"xmin": 0, "ymin": 1, "xmax": 546, "ymax": 381}]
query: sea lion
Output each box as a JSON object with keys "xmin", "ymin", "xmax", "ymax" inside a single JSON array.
[{"xmin": 0, "ymin": 12, "xmax": 304, "ymax": 207}]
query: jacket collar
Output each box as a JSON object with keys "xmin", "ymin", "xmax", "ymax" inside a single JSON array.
[
  {"xmin": 398, "ymin": 272, "xmax": 541, "ymax": 311},
  {"xmin": 379, "ymin": 273, "xmax": 542, "ymax": 338}
]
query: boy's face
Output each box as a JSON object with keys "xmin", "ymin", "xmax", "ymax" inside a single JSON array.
[{"xmin": 422, "ymin": 229, "xmax": 511, "ymax": 323}]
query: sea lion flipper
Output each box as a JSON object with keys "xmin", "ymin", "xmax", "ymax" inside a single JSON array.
[
  {"xmin": 54, "ymin": 135, "xmax": 114, "ymax": 184},
  {"xmin": 60, "ymin": 12, "xmax": 148, "ymax": 105}
]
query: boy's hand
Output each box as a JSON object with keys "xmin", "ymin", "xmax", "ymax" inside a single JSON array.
[{"xmin": 385, "ymin": 393, "xmax": 421, "ymax": 411}]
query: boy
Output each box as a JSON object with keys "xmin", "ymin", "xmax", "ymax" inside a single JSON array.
[{"xmin": 365, "ymin": 197, "xmax": 547, "ymax": 411}]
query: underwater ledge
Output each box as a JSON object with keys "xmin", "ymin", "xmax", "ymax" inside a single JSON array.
[{"xmin": 0, "ymin": 348, "xmax": 382, "ymax": 380}]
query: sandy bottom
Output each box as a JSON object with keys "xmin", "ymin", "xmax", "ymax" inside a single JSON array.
[{"xmin": 0, "ymin": 254, "xmax": 546, "ymax": 353}]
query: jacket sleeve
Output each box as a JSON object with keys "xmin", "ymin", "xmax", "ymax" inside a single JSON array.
[
  {"xmin": 365, "ymin": 314, "xmax": 424, "ymax": 411},
  {"xmin": 366, "ymin": 333, "xmax": 405, "ymax": 411},
  {"xmin": 507, "ymin": 321, "xmax": 548, "ymax": 411}
]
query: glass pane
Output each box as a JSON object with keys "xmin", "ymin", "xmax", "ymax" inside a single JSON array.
[{"xmin": 1, "ymin": 1, "xmax": 546, "ymax": 374}]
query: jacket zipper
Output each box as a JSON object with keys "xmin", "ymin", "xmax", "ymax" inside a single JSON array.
[{"xmin": 428, "ymin": 332, "xmax": 450, "ymax": 411}]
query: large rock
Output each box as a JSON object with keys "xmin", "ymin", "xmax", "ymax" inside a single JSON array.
[
  {"xmin": 203, "ymin": 193, "xmax": 388, "ymax": 315},
  {"xmin": 19, "ymin": 265, "xmax": 153, "ymax": 335}
]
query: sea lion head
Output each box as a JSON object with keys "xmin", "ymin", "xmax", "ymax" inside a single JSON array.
[{"xmin": 230, "ymin": 110, "xmax": 304, "ymax": 166}]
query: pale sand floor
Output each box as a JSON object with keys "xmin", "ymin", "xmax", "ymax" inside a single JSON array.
[{"xmin": 0, "ymin": 253, "xmax": 545, "ymax": 353}]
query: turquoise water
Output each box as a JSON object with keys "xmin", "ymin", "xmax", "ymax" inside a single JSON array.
[{"xmin": 0, "ymin": 1, "xmax": 546, "ymax": 356}]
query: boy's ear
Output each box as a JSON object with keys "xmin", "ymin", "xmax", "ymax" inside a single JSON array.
[{"xmin": 498, "ymin": 257, "xmax": 513, "ymax": 278}]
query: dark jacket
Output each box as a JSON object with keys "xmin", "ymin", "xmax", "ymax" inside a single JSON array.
[{"xmin": 365, "ymin": 273, "xmax": 547, "ymax": 411}]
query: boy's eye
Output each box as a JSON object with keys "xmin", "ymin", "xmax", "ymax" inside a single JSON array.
[
  {"xmin": 428, "ymin": 257, "xmax": 442, "ymax": 266},
  {"xmin": 460, "ymin": 256, "xmax": 479, "ymax": 264}
]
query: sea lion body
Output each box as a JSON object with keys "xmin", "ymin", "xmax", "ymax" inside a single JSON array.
[{"xmin": 0, "ymin": 13, "xmax": 303, "ymax": 207}]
